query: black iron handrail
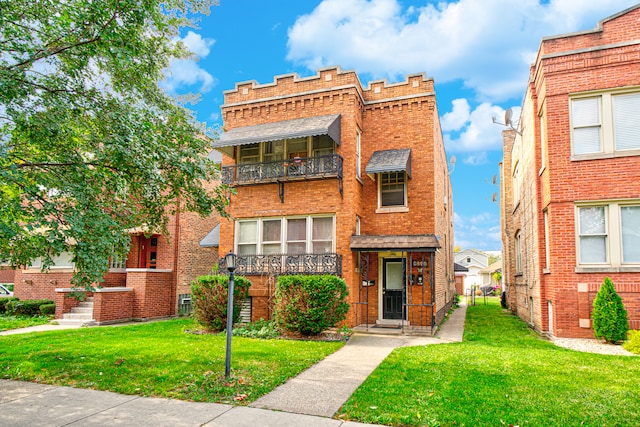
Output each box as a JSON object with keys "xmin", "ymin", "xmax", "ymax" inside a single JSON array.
[
  {"xmin": 221, "ymin": 154, "xmax": 343, "ymax": 185},
  {"xmin": 218, "ymin": 252, "xmax": 342, "ymax": 276}
]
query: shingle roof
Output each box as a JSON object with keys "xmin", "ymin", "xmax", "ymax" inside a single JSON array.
[
  {"xmin": 365, "ymin": 148, "xmax": 412, "ymax": 179},
  {"xmin": 350, "ymin": 234, "xmax": 439, "ymax": 251}
]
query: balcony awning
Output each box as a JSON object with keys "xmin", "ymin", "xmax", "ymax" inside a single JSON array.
[
  {"xmin": 365, "ymin": 148, "xmax": 411, "ymax": 180},
  {"xmin": 350, "ymin": 234, "xmax": 440, "ymax": 252},
  {"xmin": 199, "ymin": 224, "xmax": 220, "ymax": 248},
  {"xmin": 212, "ymin": 114, "xmax": 341, "ymax": 157}
]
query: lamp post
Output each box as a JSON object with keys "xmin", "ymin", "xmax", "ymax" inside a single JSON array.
[{"xmin": 224, "ymin": 250, "xmax": 237, "ymax": 379}]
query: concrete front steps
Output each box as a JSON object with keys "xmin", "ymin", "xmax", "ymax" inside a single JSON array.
[{"xmin": 56, "ymin": 297, "xmax": 96, "ymax": 326}]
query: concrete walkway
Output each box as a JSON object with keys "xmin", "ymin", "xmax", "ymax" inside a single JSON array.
[
  {"xmin": 250, "ymin": 301, "xmax": 467, "ymax": 417},
  {"xmin": 0, "ymin": 303, "xmax": 467, "ymax": 426}
]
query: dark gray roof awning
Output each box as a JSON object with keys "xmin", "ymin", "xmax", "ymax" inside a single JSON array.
[
  {"xmin": 350, "ymin": 234, "xmax": 440, "ymax": 252},
  {"xmin": 212, "ymin": 114, "xmax": 341, "ymax": 157},
  {"xmin": 199, "ymin": 224, "xmax": 220, "ymax": 248},
  {"xmin": 365, "ymin": 148, "xmax": 411, "ymax": 180},
  {"xmin": 454, "ymin": 262, "xmax": 469, "ymax": 272}
]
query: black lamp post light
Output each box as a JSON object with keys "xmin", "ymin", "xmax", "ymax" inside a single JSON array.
[{"xmin": 224, "ymin": 250, "xmax": 237, "ymax": 379}]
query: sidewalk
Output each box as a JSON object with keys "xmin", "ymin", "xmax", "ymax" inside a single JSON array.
[{"xmin": 0, "ymin": 303, "xmax": 467, "ymax": 426}]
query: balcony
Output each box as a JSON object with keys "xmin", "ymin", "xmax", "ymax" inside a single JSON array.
[
  {"xmin": 222, "ymin": 154, "xmax": 343, "ymax": 186},
  {"xmin": 218, "ymin": 253, "xmax": 342, "ymax": 276}
]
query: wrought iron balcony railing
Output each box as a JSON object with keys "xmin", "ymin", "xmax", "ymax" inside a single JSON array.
[
  {"xmin": 221, "ymin": 154, "xmax": 343, "ymax": 186},
  {"xmin": 218, "ymin": 253, "xmax": 342, "ymax": 276}
]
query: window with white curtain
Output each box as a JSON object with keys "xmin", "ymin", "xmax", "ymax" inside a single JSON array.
[
  {"xmin": 571, "ymin": 91, "xmax": 640, "ymax": 156},
  {"xmin": 236, "ymin": 216, "xmax": 335, "ymax": 255},
  {"xmin": 576, "ymin": 202, "xmax": 640, "ymax": 267}
]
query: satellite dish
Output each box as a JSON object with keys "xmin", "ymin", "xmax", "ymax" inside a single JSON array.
[
  {"xmin": 450, "ymin": 155, "xmax": 457, "ymax": 166},
  {"xmin": 492, "ymin": 193, "xmax": 497, "ymax": 203},
  {"xmin": 505, "ymin": 108, "xmax": 513, "ymax": 127},
  {"xmin": 492, "ymin": 175, "xmax": 497, "ymax": 185}
]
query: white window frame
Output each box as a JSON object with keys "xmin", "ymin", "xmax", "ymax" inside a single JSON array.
[
  {"xmin": 235, "ymin": 216, "xmax": 335, "ymax": 255},
  {"xmin": 356, "ymin": 129, "xmax": 362, "ymax": 180},
  {"xmin": 109, "ymin": 251, "xmax": 127, "ymax": 270},
  {"xmin": 575, "ymin": 201, "xmax": 640, "ymax": 269},
  {"xmin": 543, "ymin": 209, "xmax": 550, "ymax": 272},
  {"xmin": 377, "ymin": 171, "xmax": 408, "ymax": 212},
  {"xmin": 515, "ymin": 231, "xmax": 522, "ymax": 274},
  {"xmin": 570, "ymin": 89, "xmax": 640, "ymax": 159},
  {"xmin": 237, "ymin": 136, "xmax": 336, "ymax": 164},
  {"xmin": 539, "ymin": 110, "xmax": 547, "ymax": 173}
]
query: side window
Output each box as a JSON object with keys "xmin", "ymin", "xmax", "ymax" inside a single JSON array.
[
  {"xmin": 237, "ymin": 221, "xmax": 258, "ymax": 255},
  {"xmin": 571, "ymin": 97, "xmax": 602, "ymax": 155}
]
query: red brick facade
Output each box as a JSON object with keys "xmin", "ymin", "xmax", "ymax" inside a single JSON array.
[
  {"xmin": 216, "ymin": 67, "xmax": 454, "ymax": 331},
  {"xmin": 502, "ymin": 6, "xmax": 640, "ymax": 337},
  {"xmin": 12, "ymin": 191, "xmax": 220, "ymax": 323}
]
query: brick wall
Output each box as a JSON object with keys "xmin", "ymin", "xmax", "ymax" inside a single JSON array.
[
  {"xmin": 504, "ymin": 5, "xmax": 640, "ymax": 338},
  {"xmin": 219, "ymin": 67, "xmax": 453, "ymax": 328},
  {"xmin": 126, "ymin": 270, "xmax": 173, "ymax": 319},
  {"xmin": 0, "ymin": 267, "xmax": 15, "ymax": 284},
  {"xmin": 93, "ymin": 288, "xmax": 134, "ymax": 324}
]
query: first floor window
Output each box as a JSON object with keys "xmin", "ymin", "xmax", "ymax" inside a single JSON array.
[
  {"xmin": 576, "ymin": 201, "xmax": 640, "ymax": 267},
  {"xmin": 578, "ymin": 206, "xmax": 607, "ymax": 264},
  {"xmin": 380, "ymin": 172, "xmax": 406, "ymax": 207},
  {"xmin": 621, "ymin": 206, "xmax": 640, "ymax": 263},
  {"xmin": 515, "ymin": 231, "xmax": 522, "ymax": 274},
  {"xmin": 236, "ymin": 216, "xmax": 335, "ymax": 255}
]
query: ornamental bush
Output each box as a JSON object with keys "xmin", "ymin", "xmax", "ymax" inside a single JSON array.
[
  {"xmin": 191, "ymin": 274, "xmax": 251, "ymax": 332},
  {"xmin": 0, "ymin": 297, "xmax": 19, "ymax": 313},
  {"xmin": 623, "ymin": 330, "xmax": 640, "ymax": 355},
  {"xmin": 274, "ymin": 275, "xmax": 349, "ymax": 336},
  {"xmin": 5, "ymin": 299, "xmax": 54, "ymax": 316},
  {"xmin": 591, "ymin": 277, "xmax": 629, "ymax": 344}
]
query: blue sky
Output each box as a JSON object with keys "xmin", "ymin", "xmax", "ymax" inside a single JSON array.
[{"xmin": 161, "ymin": 0, "xmax": 639, "ymax": 252}]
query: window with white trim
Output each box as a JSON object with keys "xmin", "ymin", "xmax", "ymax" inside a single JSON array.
[
  {"xmin": 236, "ymin": 216, "xmax": 335, "ymax": 255},
  {"xmin": 30, "ymin": 252, "xmax": 75, "ymax": 269},
  {"xmin": 543, "ymin": 209, "xmax": 550, "ymax": 270},
  {"xmin": 539, "ymin": 111, "xmax": 547, "ymax": 170},
  {"xmin": 380, "ymin": 171, "xmax": 406, "ymax": 207},
  {"xmin": 110, "ymin": 251, "xmax": 127, "ymax": 269},
  {"xmin": 571, "ymin": 91, "xmax": 640, "ymax": 156},
  {"xmin": 576, "ymin": 202, "xmax": 640, "ymax": 267},
  {"xmin": 515, "ymin": 231, "xmax": 522, "ymax": 274},
  {"xmin": 356, "ymin": 130, "xmax": 362, "ymax": 180}
]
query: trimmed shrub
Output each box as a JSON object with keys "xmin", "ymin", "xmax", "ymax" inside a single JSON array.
[
  {"xmin": 190, "ymin": 274, "xmax": 251, "ymax": 331},
  {"xmin": 5, "ymin": 299, "xmax": 54, "ymax": 316},
  {"xmin": 623, "ymin": 330, "xmax": 640, "ymax": 355},
  {"xmin": 39, "ymin": 303, "xmax": 56, "ymax": 316},
  {"xmin": 591, "ymin": 277, "xmax": 629, "ymax": 344},
  {"xmin": 274, "ymin": 275, "xmax": 349, "ymax": 336},
  {"xmin": 0, "ymin": 297, "xmax": 19, "ymax": 313}
]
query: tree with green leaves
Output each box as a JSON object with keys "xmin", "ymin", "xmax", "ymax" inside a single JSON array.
[
  {"xmin": 591, "ymin": 277, "xmax": 629, "ymax": 344},
  {"xmin": 0, "ymin": 0, "xmax": 227, "ymax": 290}
]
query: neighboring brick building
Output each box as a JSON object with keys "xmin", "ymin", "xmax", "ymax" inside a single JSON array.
[
  {"xmin": 12, "ymin": 189, "xmax": 220, "ymax": 323},
  {"xmin": 212, "ymin": 67, "xmax": 455, "ymax": 332},
  {"xmin": 502, "ymin": 5, "xmax": 640, "ymax": 338}
]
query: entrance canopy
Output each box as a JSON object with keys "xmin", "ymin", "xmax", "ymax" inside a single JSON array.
[
  {"xmin": 212, "ymin": 114, "xmax": 341, "ymax": 157},
  {"xmin": 350, "ymin": 234, "xmax": 440, "ymax": 252}
]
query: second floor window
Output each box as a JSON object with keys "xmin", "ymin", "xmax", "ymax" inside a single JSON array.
[
  {"xmin": 571, "ymin": 91, "xmax": 640, "ymax": 156},
  {"xmin": 380, "ymin": 172, "xmax": 406, "ymax": 207},
  {"xmin": 237, "ymin": 136, "xmax": 336, "ymax": 164}
]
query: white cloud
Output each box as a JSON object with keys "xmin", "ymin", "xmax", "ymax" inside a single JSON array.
[
  {"xmin": 161, "ymin": 31, "xmax": 216, "ymax": 95},
  {"xmin": 454, "ymin": 211, "xmax": 501, "ymax": 250},
  {"xmin": 287, "ymin": 0, "xmax": 638, "ymax": 103},
  {"xmin": 181, "ymin": 31, "xmax": 214, "ymax": 58},
  {"xmin": 444, "ymin": 102, "xmax": 521, "ymax": 153}
]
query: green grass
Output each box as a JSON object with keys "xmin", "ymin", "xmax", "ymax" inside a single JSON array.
[
  {"xmin": 338, "ymin": 299, "xmax": 640, "ymax": 427},
  {"xmin": 0, "ymin": 314, "xmax": 52, "ymax": 331},
  {"xmin": 0, "ymin": 318, "xmax": 343, "ymax": 404}
]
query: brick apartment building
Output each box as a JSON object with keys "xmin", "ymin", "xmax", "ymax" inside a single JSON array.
[
  {"xmin": 502, "ymin": 5, "xmax": 640, "ymax": 338},
  {"xmin": 10, "ymin": 196, "xmax": 219, "ymax": 324},
  {"xmin": 212, "ymin": 67, "xmax": 455, "ymax": 332}
]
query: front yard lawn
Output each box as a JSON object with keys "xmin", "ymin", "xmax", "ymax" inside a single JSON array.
[
  {"xmin": 0, "ymin": 314, "xmax": 52, "ymax": 332},
  {"xmin": 338, "ymin": 299, "xmax": 639, "ymax": 427},
  {"xmin": 0, "ymin": 318, "xmax": 343, "ymax": 403}
]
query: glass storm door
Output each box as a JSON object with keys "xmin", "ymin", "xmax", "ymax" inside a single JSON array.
[{"xmin": 383, "ymin": 258, "xmax": 405, "ymax": 319}]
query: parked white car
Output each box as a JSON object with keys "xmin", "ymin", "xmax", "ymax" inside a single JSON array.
[{"xmin": 0, "ymin": 284, "xmax": 13, "ymax": 297}]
